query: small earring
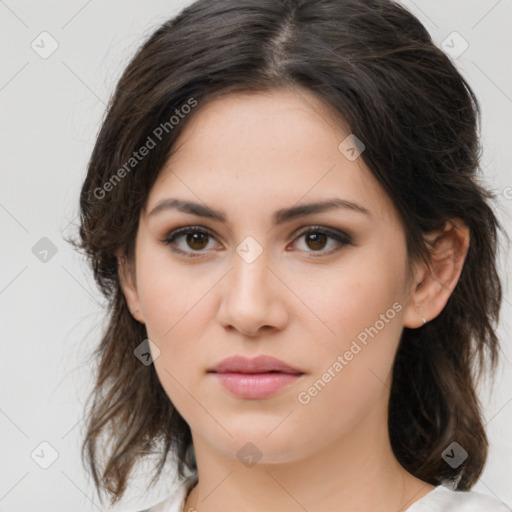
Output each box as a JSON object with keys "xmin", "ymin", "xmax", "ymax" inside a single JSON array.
[{"xmin": 422, "ymin": 317, "xmax": 427, "ymax": 325}]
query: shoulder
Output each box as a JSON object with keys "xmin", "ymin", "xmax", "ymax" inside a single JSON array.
[
  {"xmin": 407, "ymin": 485, "xmax": 511, "ymax": 512},
  {"xmin": 142, "ymin": 472, "xmax": 198, "ymax": 512},
  {"xmin": 139, "ymin": 481, "xmax": 511, "ymax": 512}
]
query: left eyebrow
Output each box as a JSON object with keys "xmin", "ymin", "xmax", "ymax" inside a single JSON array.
[
  {"xmin": 147, "ymin": 197, "xmax": 371, "ymax": 224},
  {"xmin": 273, "ymin": 198, "xmax": 371, "ymax": 224}
]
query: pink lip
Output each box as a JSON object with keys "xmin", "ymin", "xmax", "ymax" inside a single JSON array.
[{"xmin": 208, "ymin": 355, "xmax": 304, "ymax": 399}]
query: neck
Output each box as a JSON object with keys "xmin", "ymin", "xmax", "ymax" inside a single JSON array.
[{"xmin": 183, "ymin": 398, "xmax": 434, "ymax": 512}]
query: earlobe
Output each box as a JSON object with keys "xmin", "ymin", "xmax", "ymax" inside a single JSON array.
[
  {"xmin": 117, "ymin": 250, "xmax": 145, "ymax": 324},
  {"xmin": 403, "ymin": 218, "xmax": 470, "ymax": 329}
]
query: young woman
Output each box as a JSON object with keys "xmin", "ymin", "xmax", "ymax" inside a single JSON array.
[{"xmin": 71, "ymin": 0, "xmax": 511, "ymax": 510}]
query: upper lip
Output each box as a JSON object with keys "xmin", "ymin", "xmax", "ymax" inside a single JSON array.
[{"xmin": 208, "ymin": 355, "xmax": 303, "ymax": 374}]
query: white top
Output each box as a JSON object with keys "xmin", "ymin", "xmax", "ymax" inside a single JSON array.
[{"xmin": 142, "ymin": 475, "xmax": 511, "ymax": 512}]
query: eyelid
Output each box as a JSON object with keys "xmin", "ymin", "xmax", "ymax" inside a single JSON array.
[
  {"xmin": 291, "ymin": 225, "xmax": 351, "ymax": 240},
  {"xmin": 162, "ymin": 225, "xmax": 221, "ymax": 256},
  {"xmin": 162, "ymin": 224, "xmax": 352, "ymax": 257},
  {"xmin": 288, "ymin": 225, "xmax": 352, "ymax": 256}
]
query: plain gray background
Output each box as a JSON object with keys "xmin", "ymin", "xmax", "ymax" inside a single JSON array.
[{"xmin": 1, "ymin": 1, "xmax": 511, "ymax": 510}]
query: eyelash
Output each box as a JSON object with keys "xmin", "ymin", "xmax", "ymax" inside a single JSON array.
[{"xmin": 162, "ymin": 225, "xmax": 352, "ymax": 258}]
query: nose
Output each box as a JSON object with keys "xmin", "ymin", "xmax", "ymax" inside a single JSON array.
[{"xmin": 216, "ymin": 249, "xmax": 288, "ymax": 337}]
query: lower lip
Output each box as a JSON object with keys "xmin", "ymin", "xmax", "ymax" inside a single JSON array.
[{"xmin": 211, "ymin": 372, "xmax": 302, "ymax": 399}]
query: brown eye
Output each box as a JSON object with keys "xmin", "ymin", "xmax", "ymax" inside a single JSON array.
[
  {"xmin": 304, "ymin": 231, "xmax": 329, "ymax": 251},
  {"xmin": 163, "ymin": 225, "xmax": 351, "ymax": 259},
  {"xmin": 163, "ymin": 227, "xmax": 219, "ymax": 256},
  {"xmin": 186, "ymin": 232, "xmax": 209, "ymax": 250},
  {"xmin": 291, "ymin": 227, "xmax": 351, "ymax": 257}
]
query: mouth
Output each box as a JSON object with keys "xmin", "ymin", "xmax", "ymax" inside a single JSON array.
[{"xmin": 207, "ymin": 355, "xmax": 304, "ymax": 399}]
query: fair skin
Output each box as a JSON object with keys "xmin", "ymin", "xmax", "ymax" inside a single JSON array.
[{"xmin": 118, "ymin": 87, "xmax": 470, "ymax": 512}]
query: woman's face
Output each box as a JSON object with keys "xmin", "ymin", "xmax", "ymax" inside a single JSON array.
[{"xmin": 124, "ymin": 87, "xmax": 421, "ymax": 464}]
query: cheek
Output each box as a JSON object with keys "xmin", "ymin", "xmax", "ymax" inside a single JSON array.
[
  {"xmin": 296, "ymin": 248, "xmax": 406, "ymax": 419},
  {"xmin": 150, "ymin": 304, "xmax": 225, "ymax": 444},
  {"xmin": 148, "ymin": 298, "xmax": 214, "ymax": 426},
  {"xmin": 135, "ymin": 245, "xmax": 209, "ymax": 340},
  {"xmin": 294, "ymin": 305, "xmax": 404, "ymax": 448},
  {"xmin": 305, "ymin": 250, "xmax": 406, "ymax": 346},
  {"xmin": 135, "ymin": 256, "xmax": 216, "ymax": 398}
]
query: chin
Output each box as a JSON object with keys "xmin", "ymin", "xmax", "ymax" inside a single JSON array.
[{"xmin": 204, "ymin": 424, "xmax": 316, "ymax": 465}]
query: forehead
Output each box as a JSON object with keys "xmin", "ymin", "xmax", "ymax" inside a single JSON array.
[
  {"xmin": 170, "ymin": 87, "xmax": 350, "ymax": 159},
  {"xmin": 146, "ymin": 88, "xmax": 401, "ymax": 227}
]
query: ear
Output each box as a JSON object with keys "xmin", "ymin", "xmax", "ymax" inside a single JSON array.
[
  {"xmin": 403, "ymin": 218, "xmax": 470, "ymax": 329},
  {"xmin": 117, "ymin": 249, "xmax": 145, "ymax": 324}
]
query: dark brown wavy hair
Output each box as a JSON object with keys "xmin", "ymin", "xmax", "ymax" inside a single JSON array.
[{"xmin": 68, "ymin": 0, "xmax": 505, "ymax": 506}]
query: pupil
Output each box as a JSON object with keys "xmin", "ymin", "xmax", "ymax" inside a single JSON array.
[
  {"xmin": 307, "ymin": 232, "xmax": 327, "ymax": 250},
  {"xmin": 187, "ymin": 232, "xmax": 208, "ymax": 250}
]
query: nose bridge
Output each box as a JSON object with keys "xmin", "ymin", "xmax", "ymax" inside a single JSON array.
[
  {"xmin": 217, "ymin": 243, "xmax": 286, "ymax": 334},
  {"xmin": 230, "ymin": 245, "xmax": 272, "ymax": 307}
]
